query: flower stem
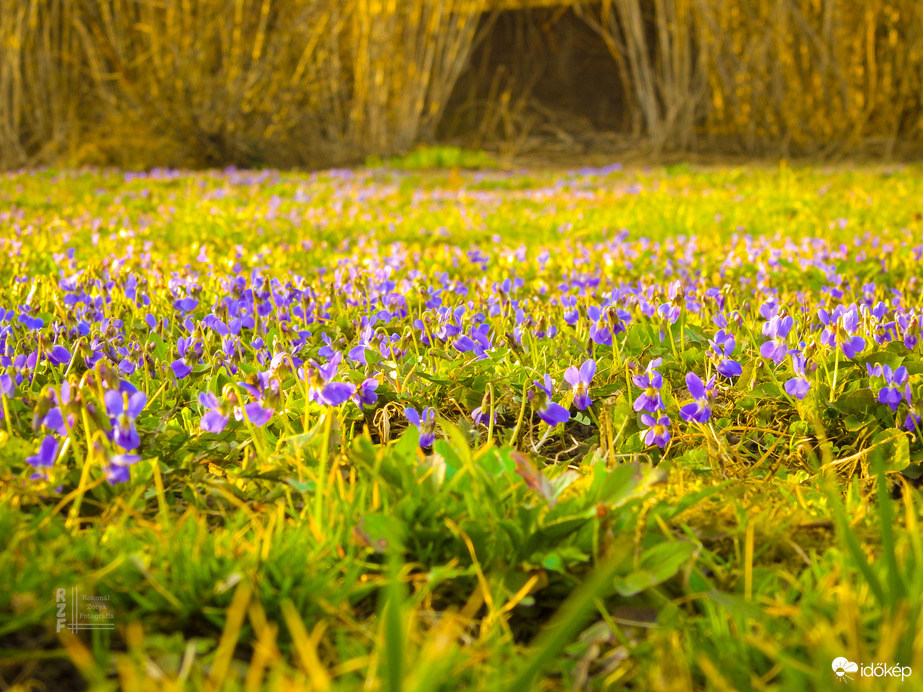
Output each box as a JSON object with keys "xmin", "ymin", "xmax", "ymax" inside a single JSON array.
[
  {"xmin": 667, "ymin": 321, "xmax": 679, "ymax": 362},
  {"xmin": 66, "ymin": 410, "xmax": 95, "ymax": 531},
  {"xmin": 1, "ymin": 394, "xmax": 12, "ymax": 437},
  {"xmin": 408, "ymin": 324, "xmax": 422, "ymax": 363},
  {"xmin": 486, "ymin": 383, "xmax": 495, "ymax": 447},
  {"xmin": 314, "ymin": 409, "xmax": 334, "ymax": 525},
  {"xmin": 830, "ymin": 347, "xmax": 840, "ymax": 403},
  {"xmin": 763, "ymin": 362, "xmax": 797, "ymax": 408},
  {"xmin": 624, "ymin": 359, "xmax": 633, "ymax": 400},
  {"xmin": 510, "ymin": 382, "xmax": 529, "ymax": 449},
  {"xmin": 62, "ymin": 337, "xmax": 85, "ymax": 379}
]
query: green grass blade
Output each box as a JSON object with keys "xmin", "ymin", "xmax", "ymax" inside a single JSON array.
[{"xmin": 504, "ymin": 543, "xmax": 633, "ymax": 692}]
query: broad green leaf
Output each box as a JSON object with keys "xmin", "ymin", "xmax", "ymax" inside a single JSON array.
[
  {"xmin": 832, "ymin": 389, "xmax": 876, "ymax": 414},
  {"xmin": 511, "ymin": 451, "xmax": 555, "ymax": 506},
  {"xmin": 869, "ymin": 428, "xmax": 910, "ymax": 472},
  {"xmin": 355, "ymin": 514, "xmax": 406, "ymax": 554},
  {"xmin": 613, "ymin": 541, "xmax": 697, "ymax": 596}
]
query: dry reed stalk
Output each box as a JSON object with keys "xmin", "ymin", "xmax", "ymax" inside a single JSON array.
[
  {"xmin": 349, "ymin": 0, "xmax": 485, "ymax": 154},
  {"xmin": 1, "ymin": 0, "xmax": 84, "ymax": 168},
  {"xmin": 691, "ymin": 0, "xmax": 923, "ymax": 156},
  {"xmin": 76, "ymin": 0, "xmax": 354, "ymax": 166},
  {"xmin": 2, "ymin": 0, "xmax": 923, "ymax": 167},
  {"xmin": 577, "ymin": 0, "xmax": 706, "ymax": 152}
]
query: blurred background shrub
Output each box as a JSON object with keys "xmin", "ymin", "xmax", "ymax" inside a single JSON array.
[{"xmin": 1, "ymin": 0, "xmax": 922, "ymax": 169}]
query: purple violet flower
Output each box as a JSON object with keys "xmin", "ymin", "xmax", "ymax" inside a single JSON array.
[
  {"xmin": 104, "ymin": 390, "xmax": 147, "ymax": 451},
  {"xmin": 243, "ymin": 401, "xmax": 274, "ymax": 427},
  {"xmin": 471, "ymin": 406, "xmax": 494, "ymax": 427},
  {"xmin": 404, "ymin": 406, "xmax": 436, "ymax": 447},
  {"xmin": 309, "ymin": 352, "xmax": 356, "ymax": 406},
  {"xmin": 902, "ymin": 384, "xmax": 920, "ymax": 433},
  {"xmin": 784, "ymin": 353, "xmax": 812, "ymax": 400},
  {"xmin": 27, "ymin": 435, "xmax": 58, "ymax": 471},
  {"xmin": 353, "ymin": 378, "xmax": 379, "ymax": 409},
  {"xmin": 198, "ymin": 389, "xmax": 272, "ymax": 432},
  {"xmin": 641, "ymin": 414, "xmax": 671, "ymax": 448},
  {"xmin": 657, "ymin": 303, "xmax": 680, "ymax": 324},
  {"xmin": 529, "ymin": 374, "xmax": 571, "ymax": 426},
  {"xmin": 348, "ymin": 321, "xmax": 375, "ymax": 365},
  {"xmin": 104, "ymin": 451, "xmax": 142, "ymax": 485},
  {"xmin": 709, "ymin": 330, "xmax": 742, "ymax": 378},
  {"xmin": 39, "ymin": 381, "xmax": 75, "ymax": 435},
  {"xmin": 759, "ymin": 315, "xmax": 794, "ymax": 364},
  {"xmin": 680, "ymin": 372, "xmax": 714, "ymax": 423},
  {"xmin": 199, "ymin": 391, "xmax": 230, "ymax": 433},
  {"xmin": 47, "ymin": 344, "xmax": 72, "ymax": 367},
  {"xmin": 587, "ymin": 305, "xmax": 613, "ymax": 346},
  {"xmin": 318, "ymin": 333, "xmax": 337, "ymax": 360},
  {"xmin": 872, "ymin": 364, "xmax": 909, "ymax": 411},
  {"xmin": 471, "ymin": 390, "xmax": 495, "ymax": 427},
  {"xmin": 820, "ymin": 305, "xmax": 866, "ymax": 359},
  {"xmin": 171, "ymin": 337, "xmax": 202, "ymax": 379},
  {"xmin": 564, "ymin": 358, "xmax": 596, "ymax": 410},
  {"xmin": 454, "ymin": 324, "xmax": 493, "ymax": 360},
  {"xmin": 632, "ymin": 358, "xmax": 665, "ymax": 413}
]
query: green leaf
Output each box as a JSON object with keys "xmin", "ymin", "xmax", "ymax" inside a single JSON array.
[
  {"xmin": 704, "ymin": 590, "xmax": 765, "ymax": 619},
  {"xmin": 613, "ymin": 541, "xmax": 697, "ymax": 597},
  {"xmin": 750, "ymin": 382, "xmax": 781, "ymax": 399},
  {"xmin": 146, "ymin": 332, "xmax": 168, "ymax": 360},
  {"xmin": 869, "ymin": 428, "xmax": 910, "ymax": 472},
  {"xmin": 432, "ymin": 440, "xmax": 462, "ymax": 485},
  {"xmin": 438, "ymin": 417, "xmax": 471, "ymax": 467},
  {"xmin": 535, "ymin": 517, "xmax": 591, "ymax": 543},
  {"xmin": 417, "ymin": 371, "xmax": 451, "ymax": 386},
  {"xmin": 656, "ymin": 480, "xmax": 732, "ymax": 520},
  {"xmin": 356, "ymin": 514, "xmax": 406, "ymax": 554},
  {"xmin": 511, "ymin": 452, "xmax": 555, "ymax": 506},
  {"xmin": 0, "ymin": 436, "xmax": 35, "ymax": 469},
  {"xmin": 831, "ymin": 389, "xmax": 876, "ymax": 414},
  {"xmin": 539, "ymin": 546, "xmax": 589, "ymax": 573},
  {"xmin": 541, "ymin": 553, "xmax": 563, "ymax": 572},
  {"xmin": 591, "ymin": 462, "xmax": 667, "ymax": 509},
  {"xmin": 844, "ymin": 414, "xmax": 871, "ymax": 432},
  {"xmin": 393, "ymin": 426, "xmax": 420, "ymax": 464},
  {"xmin": 381, "ymin": 553, "xmax": 406, "ymax": 692},
  {"xmin": 735, "ymin": 361, "xmax": 756, "ymax": 391},
  {"xmin": 676, "ymin": 447, "xmax": 710, "ymax": 471},
  {"xmin": 855, "ymin": 349, "xmax": 904, "ymax": 369},
  {"xmin": 285, "ymin": 478, "xmax": 315, "ymax": 493},
  {"xmin": 480, "ymin": 446, "xmax": 516, "ymax": 477},
  {"xmin": 550, "ymin": 469, "xmax": 580, "ymax": 501}
]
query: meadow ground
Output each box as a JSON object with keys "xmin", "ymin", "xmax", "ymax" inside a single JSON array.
[{"xmin": 1, "ymin": 162, "xmax": 923, "ymax": 691}]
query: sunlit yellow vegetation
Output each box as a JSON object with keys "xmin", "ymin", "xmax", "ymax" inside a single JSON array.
[{"xmin": 1, "ymin": 0, "xmax": 922, "ymax": 168}]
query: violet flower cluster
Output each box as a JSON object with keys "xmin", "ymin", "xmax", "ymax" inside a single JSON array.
[{"xmin": 2, "ymin": 167, "xmax": 922, "ymax": 487}]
